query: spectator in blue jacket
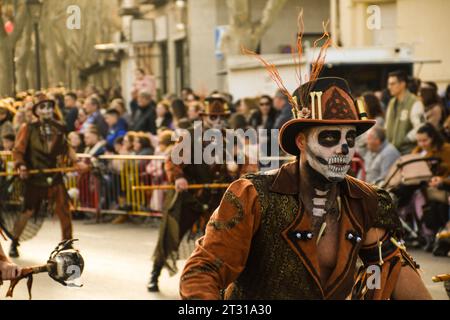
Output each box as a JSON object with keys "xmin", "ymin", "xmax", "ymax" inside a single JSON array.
[
  {"xmin": 273, "ymin": 89, "xmax": 292, "ymax": 130},
  {"xmin": 105, "ymin": 108, "xmax": 128, "ymax": 148},
  {"xmin": 81, "ymin": 95, "xmax": 108, "ymax": 138},
  {"xmin": 364, "ymin": 126, "xmax": 400, "ymax": 185}
]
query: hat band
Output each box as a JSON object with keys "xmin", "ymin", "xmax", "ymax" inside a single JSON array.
[{"xmin": 293, "ymin": 91, "xmax": 369, "ymax": 122}]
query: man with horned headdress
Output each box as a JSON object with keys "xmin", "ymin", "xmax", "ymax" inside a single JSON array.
[{"xmin": 179, "ymin": 14, "xmax": 431, "ymax": 300}]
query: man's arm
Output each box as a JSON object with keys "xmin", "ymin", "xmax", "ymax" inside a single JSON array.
[
  {"xmin": 363, "ymin": 227, "xmax": 432, "ymax": 300},
  {"xmin": 379, "ymin": 149, "xmax": 400, "ymax": 182},
  {"xmin": 179, "ymin": 178, "xmax": 261, "ymax": 299},
  {"xmin": 358, "ymin": 188, "xmax": 432, "ymax": 300},
  {"xmin": 406, "ymin": 100, "xmax": 424, "ymax": 142},
  {"xmin": 392, "ymin": 263, "xmax": 432, "ymax": 299},
  {"xmin": 12, "ymin": 123, "xmax": 29, "ymax": 169}
]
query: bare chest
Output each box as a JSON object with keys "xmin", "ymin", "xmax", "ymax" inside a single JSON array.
[{"xmin": 314, "ymin": 216, "xmax": 339, "ymax": 283}]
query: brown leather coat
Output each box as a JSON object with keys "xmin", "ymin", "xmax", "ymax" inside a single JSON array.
[{"xmin": 180, "ymin": 161, "xmax": 402, "ymax": 300}]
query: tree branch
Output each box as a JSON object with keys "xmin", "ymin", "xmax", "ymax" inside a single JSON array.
[
  {"xmin": 226, "ymin": 0, "xmax": 250, "ymax": 27},
  {"xmin": 10, "ymin": 2, "xmax": 28, "ymax": 44},
  {"xmin": 254, "ymin": 0, "xmax": 288, "ymax": 39}
]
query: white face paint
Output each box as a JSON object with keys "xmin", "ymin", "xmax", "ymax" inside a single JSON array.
[
  {"xmin": 304, "ymin": 125, "xmax": 357, "ymax": 182},
  {"xmin": 36, "ymin": 102, "xmax": 54, "ymax": 121},
  {"xmin": 203, "ymin": 114, "xmax": 226, "ymax": 130}
]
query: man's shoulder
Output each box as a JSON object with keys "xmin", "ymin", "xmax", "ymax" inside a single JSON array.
[
  {"xmin": 281, "ymin": 105, "xmax": 292, "ymax": 116},
  {"xmin": 68, "ymin": 107, "xmax": 78, "ymax": 115},
  {"xmin": 344, "ymin": 175, "xmax": 401, "ymax": 229},
  {"xmin": 234, "ymin": 168, "xmax": 280, "ymax": 191},
  {"xmin": 381, "ymin": 142, "xmax": 400, "ymax": 157},
  {"xmin": 387, "ymin": 96, "xmax": 396, "ymax": 107},
  {"xmin": 344, "ymin": 175, "xmax": 379, "ymax": 200},
  {"xmin": 22, "ymin": 122, "xmax": 41, "ymax": 133},
  {"xmin": 224, "ymin": 169, "xmax": 281, "ymax": 208},
  {"xmin": 242, "ymin": 168, "xmax": 279, "ymax": 181}
]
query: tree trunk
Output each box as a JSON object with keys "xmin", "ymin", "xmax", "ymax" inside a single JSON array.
[
  {"xmin": 0, "ymin": 2, "xmax": 29, "ymax": 95},
  {"xmin": 0, "ymin": 41, "xmax": 14, "ymax": 96},
  {"xmin": 40, "ymin": 39, "xmax": 49, "ymax": 89},
  {"xmin": 16, "ymin": 18, "xmax": 33, "ymax": 91},
  {"xmin": 222, "ymin": 0, "xmax": 288, "ymax": 55}
]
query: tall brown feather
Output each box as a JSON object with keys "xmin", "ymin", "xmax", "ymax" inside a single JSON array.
[{"xmin": 242, "ymin": 46, "xmax": 298, "ymax": 109}]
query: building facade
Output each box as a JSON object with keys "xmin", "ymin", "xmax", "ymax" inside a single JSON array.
[
  {"xmin": 119, "ymin": 0, "xmax": 448, "ymax": 101},
  {"xmin": 136, "ymin": 0, "xmax": 329, "ymax": 97},
  {"xmin": 337, "ymin": 0, "xmax": 449, "ymax": 89}
]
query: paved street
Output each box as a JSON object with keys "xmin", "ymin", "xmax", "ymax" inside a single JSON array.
[{"xmin": 1, "ymin": 218, "xmax": 448, "ymax": 300}]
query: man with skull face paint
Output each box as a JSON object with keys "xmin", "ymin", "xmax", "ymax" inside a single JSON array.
[
  {"xmin": 8, "ymin": 99, "xmax": 86, "ymax": 258},
  {"xmin": 180, "ymin": 77, "xmax": 431, "ymax": 300},
  {"xmin": 148, "ymin": 94, "xmax": 256, "ymax": 292}
]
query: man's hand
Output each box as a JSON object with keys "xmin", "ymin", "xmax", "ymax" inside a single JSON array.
[
  {"xmin": 0, "ymin": 259, "xmax": 22, "ymax": 281},
  {"xmin": 18, "ymin": 165, "xmax": 28, "ymax": 180},
  {"xmin": 429, "ymin": 176, "xmax": 443, "ymax": 188},
  {"xmin": 175, "ymin": 178, "xmax": 189, "ymax": 192}
]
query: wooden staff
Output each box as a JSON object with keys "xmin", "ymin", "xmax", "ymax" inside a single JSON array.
[
  {"xmin": 132, "ymin": 183, "xmax": 230, "ymax": 191},
  {"xmin": 1, "ymin": 264, "xmax": 50, "ymax": 299},
  {"xmin": 1, "ymin": 239, "xmax": 83, "ymax": 299},
  {"xmin": 0, "ymin": 167, "xmax": 78, "ymax": 177},
  {"xmin": 436, "ymin": 230, "xmax": 450, "ymax": 239},
  {"xmin": 432, "ymin": 274, "xmax": 450, "ymax": 283}
]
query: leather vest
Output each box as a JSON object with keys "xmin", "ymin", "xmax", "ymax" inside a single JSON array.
[
  {"xmin": 24, "ymin": 122, "xmax": 67, "ymax": 186},
  {"xmin": 225, "ymin": 164, "xmax": 380, "ymax": 300}
]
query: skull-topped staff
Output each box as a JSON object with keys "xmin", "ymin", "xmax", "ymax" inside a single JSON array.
[{"xmin": 1, "ymin": 239, "xmax": 84, "ymax": 299}]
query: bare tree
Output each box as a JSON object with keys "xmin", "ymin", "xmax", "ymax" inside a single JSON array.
[
  {"xmin": 1, "ymin": 0, "xmax": 121, "ymax": 95},
  {"xmin": 15, "ymin": 16, "xmax": 33, "ymax": 91},
  {"xmin": 0, "ymin": 1, "xmax": 28, "ymax": 96},
  {"xmin": 40, "ymin": 0, "xmax": 121, "ymax": 89},
  {"xmin": 220, "ymin": 0, "xmax": 288, "ymax": 56}
]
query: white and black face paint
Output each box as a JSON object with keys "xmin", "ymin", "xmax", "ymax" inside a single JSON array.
[
  {"xmin": 304, "ymin": 125, "xmax": 356, "ymax": 182},
  {"xmin": 36, "ymin": 102, "xmax": 54, "ymax": 121},
  {"xmin": 203, "ymin": 114, "xmax": 226, "ymax": 130}
]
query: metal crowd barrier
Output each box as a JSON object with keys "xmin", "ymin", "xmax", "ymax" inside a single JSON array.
[
  {"xmin": 68, "ymin": 154, "xmax": 167, "ymax": 218},
  {"xmin": 0, "ymin": 152, "xmax": 368, "ymax": 221},
  {"xmin": 0, "ymin": 152, "xmax": 168, "ymax": 219},
  {"xmin": 0, "ymin": 152, "xmax": 292, "ymax": 219},
  {"xmin": 0, "ymin": 151, "xmax": 23, "ymax": 206}
]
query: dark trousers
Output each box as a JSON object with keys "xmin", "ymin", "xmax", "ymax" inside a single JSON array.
[{"xmin": 13, "ymin": 183, "xmax": 73, "ymax": 241}]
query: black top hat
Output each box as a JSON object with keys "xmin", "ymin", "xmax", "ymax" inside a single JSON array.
[{"xmin": 279, "ymin": 77, "xmax": 376, "ymax": 156}]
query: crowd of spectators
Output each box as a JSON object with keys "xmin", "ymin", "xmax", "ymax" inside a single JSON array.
[{"xmin": 0, "ymin": 69, "xmax": 449, "ymax": 255}]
